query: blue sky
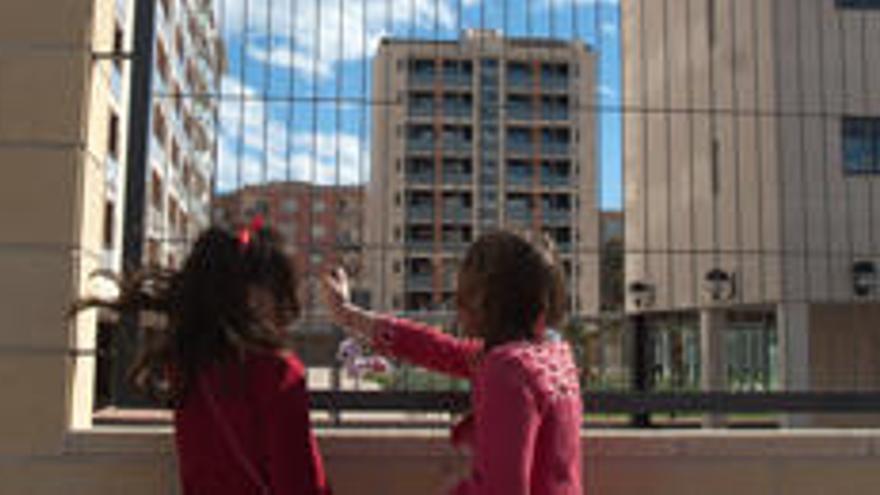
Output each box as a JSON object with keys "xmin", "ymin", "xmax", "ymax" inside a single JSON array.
[{"xmin": 213, "ymin": 0, "xmax": 622, "ymax": 210}]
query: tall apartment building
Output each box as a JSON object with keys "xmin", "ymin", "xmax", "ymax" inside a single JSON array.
[
  {"xmin": 101, "ymin": 0, "xmax": 223, "ymax": 275},
  {"xmin": 142, "ymin": 0, "xmax": 224, "ymax": 268},
  {"xmin": 622, "ymin": 0, "xmax": 880, "ymax": 424},
  {"xmin": 92, "ymin": 0, "xmax": 224, "ymax": 406},
  {"xmin": 368, "ymin": 30, "xmax": 599, "ymax": 326},
  {"xmin": 214, "ymin": 182, "xmax": 366, "ymax": 363}
]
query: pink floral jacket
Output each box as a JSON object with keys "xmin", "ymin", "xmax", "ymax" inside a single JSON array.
[{"xmin": 372, "ymin": 316, "xmax": 583, "ymax": 495}]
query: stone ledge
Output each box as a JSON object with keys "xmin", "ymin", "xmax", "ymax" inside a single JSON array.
[{"xmin": 62, "ymin": 427, "xmax": 880, "ymax": 459}]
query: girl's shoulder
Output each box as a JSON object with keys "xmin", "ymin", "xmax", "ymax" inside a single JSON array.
[
  {"xmin": 244, "ymin": 349, "xmax": 307, "ymax": 387},
  {"xmin": 483, "ymin": 340, "xmax": 580, "ymax": 403}
]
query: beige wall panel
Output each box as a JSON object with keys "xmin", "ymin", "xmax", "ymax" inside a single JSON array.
[
  {"xmin": 0, "ymin": 52, "xmax": 87, "ymax": 143},
  {"xmin": 732, "ymin": 0, "xmax": 758, "ymax": 111},
  {"xmin": 0, "ymin": 248, "xmax": 87, "ymax": 349},
  {"xmin": 759, "ymin": 114, "xmax": 783, "ymax": 302},
  {"xmin": 669, "ymin": 113, "xmax": 696, "ymax": 308},
  {"xmin": 736, "ymin": 117, "xmax": 763, "ymax": 305},
  {"xmin": 0, "ymin": 148, "xmax": 84, "ymax": 245},
  {"xmin": 0, "ymin": 0, "xmax": 92, "ymax": 45},
  {"xmin": 776, "ymin": 459, "xmax": 880, "ymax": 495},
  {"xmin": 0, "ymin": 460, "xmax": 174, "ymax": 495},
  {"xmin": 774, "ymin": 0, "xmax": 801, "ymax": 114},
  {"xmin": 666, "ymin": 0, "xmax": 690, "ymax": 112},
  {"xmin": 0, "ymin": 356, "xmax": 67, "ymax": 455},
  {"xmin": 646, "ymin": 113, "xmax": 670, "ymax": 308},
  {"xmin": 715, "ymin": 114, "xmax": 739, "ymax": 278},
  {"xmin": 712, "ymin": 0, "xmax": 734, "ymax": 112},
  {"xmin": 867, "ymin": 14, "xmax": 880, "ymax": 113},
  {"xmin": 641, "ymin": 0, "xmax": 666, "ymax": 111},
  {"xmin": 688, "ymin": 0, "xmax": 712, "ymax": 111},
  {"xmin": 779, "ymin": 117, "xmax": 809, "ymax": 302},
  {"xmin": 841, "ymin": 13, "xmax": 864, "ymax": 114},
  {"xmin": 798, "ymin": 0, "xmax": 824, "ymax": 116},
  {"xmin": 589, "ymin": 458, "xmax": 774, "ymax": 495},
  {"xmin": 755, "ymin": 0, "xmax": 777, "ymax": 113},
  {"xmin": 619, "ymin": 0, "xmax": 642, "ymax": 110},
  {"xmin": 806, "ymin": 116, "xmax": 836, "ymax": 301}
]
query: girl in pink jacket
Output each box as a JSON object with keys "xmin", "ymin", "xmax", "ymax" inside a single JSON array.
[{"xmin": 322, "ymin": 230, "xmax": 582, "ymax": 495}]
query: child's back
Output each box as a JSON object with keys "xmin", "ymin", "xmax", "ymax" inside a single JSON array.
[
  {"xmin": 175, "ymin": 351, "xmax": 329, "ymax": 495},
  {"xmin": 467, "ymin": 340, "xmax": 581, "ymax": 495}
]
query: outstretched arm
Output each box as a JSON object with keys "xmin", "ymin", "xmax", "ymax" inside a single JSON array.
[{"xmin": 321, "ymin": 268, "xmax": 481, "ymax": 378}]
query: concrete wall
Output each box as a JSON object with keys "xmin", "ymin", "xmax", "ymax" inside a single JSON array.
[
  {"xmin": 5, "ymin": 429, "xmax": 880, "ymax": 494},
  {"xmin": 622, "ymin": 0, "xmax": 880, "ymax": 311}
]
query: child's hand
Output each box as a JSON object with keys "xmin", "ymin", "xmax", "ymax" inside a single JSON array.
[{"xmin": 321, "ymin": 267, "xmax": 351, "ymax": 312}]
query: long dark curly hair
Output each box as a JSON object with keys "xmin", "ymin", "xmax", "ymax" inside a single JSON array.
[{"xmin": 73, "ymin": 227, "xmax": 299, "ymax": 406}]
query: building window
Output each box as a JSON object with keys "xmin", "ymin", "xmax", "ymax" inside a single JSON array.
[
  {"xmin": 151, "ymin": 171, "xmax": 163, "ymax": 210},
  {"xmin": 103, "ymin": 201, "xmax": 115, "ymax": 249},
  {"xmin": 112, "ymin": 26, "xmax": 124, "ymax": 70},
  {"xmin": 107, "ymin": 111, "xmax": 119, "ymax": 159},
  {"xmin": 312, "ymin": 225, "xmax": 326, "ymax": 239},
  {"xmin": 843, "ymin": 117, "xmax": 880, "ymax": 174},
  {"xmin": 836, "ymin": 0, "xmax": 880, "ymax": 8},
  {"xmin": 313, "ymin": 200, "xmax": 326, "ymax": 213}
]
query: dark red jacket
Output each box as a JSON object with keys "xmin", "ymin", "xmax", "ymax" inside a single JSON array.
[{"xmin": 174, "ymin": 351, "xmax": 331, "ymax": 494}]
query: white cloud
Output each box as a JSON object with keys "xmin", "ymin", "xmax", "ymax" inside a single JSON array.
[
  {"xmin": 216, "ymin": 76, "xmax": 369, "ymax": 191},
  {"xmin": 597, "ymin": 84, "xmax": 616, "ymax": 98},
  {"xmin": 599, "ymin": 20, "xmax": 617, "ymax": 37},
  {"xmin": 224, "ymin": 0, "xmax": 456, "ymax": 81}
]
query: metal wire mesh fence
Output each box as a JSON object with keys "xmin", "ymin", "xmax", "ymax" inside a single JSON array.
[{"xmin": 97, "ymin": 0, "xmax": 880, "ymax": 427}]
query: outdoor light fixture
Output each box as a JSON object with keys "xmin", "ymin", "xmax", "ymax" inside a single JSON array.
[
  {"xmin": 628, "ymin": 280, "xmax": 656, "ymax": 310},
  {"xmin": 703, "ymin": 268, "xmax": 736, "ymax": 303},
  {"xmin": 852, "ymin": 260, "xmax": 877, "ymax": 297}
]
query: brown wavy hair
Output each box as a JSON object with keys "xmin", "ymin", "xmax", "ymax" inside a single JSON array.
[
  {"xmin": 456, "ymin": 230, "xmax": 567, "ymax": 350},
  {"xmin": 72, "ymin": 227, "xmax": 299, "ymax": 405}
]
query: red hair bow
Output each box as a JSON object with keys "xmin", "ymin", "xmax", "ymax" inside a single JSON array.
[{"xmin": 238, "ymin": 214, "xmax": 266, "ymax": 247}]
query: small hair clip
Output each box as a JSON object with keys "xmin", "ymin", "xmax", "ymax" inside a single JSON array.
[{"xmin": 238, "ymin": 214, "xmax": 266, "ymax": 248}]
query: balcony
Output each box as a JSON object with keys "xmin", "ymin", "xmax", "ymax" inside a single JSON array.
[
  {"xmin": 442, "ymin": 172, "xmax": 472, "ymax": 185},
  {"xmin": 405, "ymin": 274, "xmax": 434, "ymax": 291},
  {"xmin": 443, "ymin": 104, "xmax": 472, "ymax": 118},
  {"xmin": 507, "ymin": 171, "xmax": 534, "ymax": 186},
  {"xmin": 407, "ymin": 170, "xmax": 434, "ymax": 184},
  {"xmin": 440, "ymin": 206, "xmax": 472, "ymax": 222},
  {"xmin": 542, "ymin": 209, "xmax": 572, "ymax": 224},
  {"xmin": 441, "ymin": 139, "xmax": 472, "ymax": 154},
  {"xmin": 406, "ymin": 239, "xmax": 435, "ymax": 252},
  {"xmin": 442, "ymin": 238, "xmax": 470, "ymax": 251},
  {"xmin": 542, "ymin": 108, "xmax": 570, "ymax": 121},
  {"xmin": 540, "ymin": 142, "xmax": 570, "ymax": 156},
  {"xmin": 541, "ymin": 173, "xmax": 571, "ymax": 187},
  {"xmin": 541, "ymin": 76, "xmax": 569, "ymax": 91},
  {"xmin": 406, "ymin": 205, "xmax": 434, "ymax": 222},
  {"xmin": 507, "ymin": 105, "xmax": 534, "ymax": 121},
  {"xmin": 507, "ymin": 74, "xmax": 535, "ymax": 90},
  {"xmin": 507, "ymin": 141, "xmax": 534, "ymax": 155},
  {"xmin": 408, "ymin": 103, "xmax": 434, "ymax": 118},
  {"xmin": 409, "ymin": 71, "xmax": 472, "ymax": 89},
  {"xmin": 406, "ymin": 138, "xmax": 435, "ymax": 152},
  {"xmin": 506, "ymin": 207, "xmax": 533, "ymax": 223}
]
